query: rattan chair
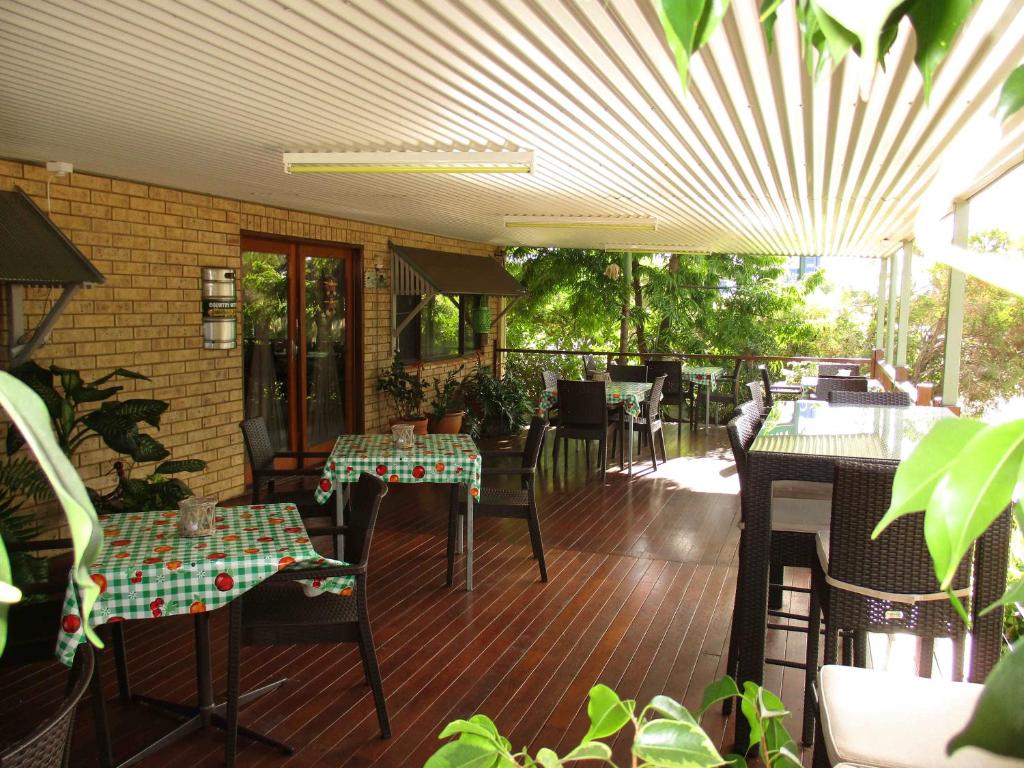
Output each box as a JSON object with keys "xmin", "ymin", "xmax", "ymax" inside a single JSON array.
[
  {"xmin": 723, "ymin": 407, "xmax": 832, "ymax": 712},
  {"xmin": 802, "ymin": 461, "xmax": 970, "ymax": 746},
  {"xmin": 814, "ymin": 376, "xmax": 867, "ymax": 401},
  {"xmin": 817, "ymin": 363, "xmax": 861, "ymax": 377},
  {"xmin": 225, "ymin": 472, "xmax": 390, "ymax": 766},
  {"xmin": 448, "ymin": 416, "xmax": 549, "ymax": 583},
  {"xmin": 746, "ymin": 381, "xmax": 766, "ymax": 417},
  {"xmin": 552, "ymin": 380, "xmax": 613, "ymax": 480},
  {"xmin": 827, "ymin": 390, "xmax": 911, "ymax": 407},
  {"xmin": 615, "ymin": 374, "xmax": 668, "ymax": 471},
  {"xmin": 759, "ymin": 365, "xmax": 801, "ymax": 405},
  {"xmin": 541, "ymin": 370, "xmax": 558, "ymax": 390},
  {"xmin": 648, "ymin": 360, "xmax": 694, "ymax": 437},
  {"xmin": 582, "ymin": 354, "xmax": 599, "ymax": 380},
  {"xmin": 708, "ymin": 358, "xmax": 743, "ymax": 422},
  {"xmin": 0, "ymin": 644, "xmax": 95, "ymax": 768},
  {"xmin": 608, "ymin": 363, "xmax": 647, "ymax": 383}
]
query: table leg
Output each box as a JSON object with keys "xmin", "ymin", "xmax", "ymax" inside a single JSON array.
[
  {"xmin": 465, "ymin": 491, "xmax": 474, "ymax": 592},
  {"xmin": 335, "ymin": 483, "xmax": 349, "ymax": 556},
  {"xmin": 627, "ymin": 412, "xmax": 634, "ymax": 476},
  {"xmin": 704, "ymin": 382, "xmax": 711, "ymax": 429}
]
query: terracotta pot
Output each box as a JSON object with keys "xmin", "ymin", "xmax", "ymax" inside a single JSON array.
[
  {"xmin": 391, "ymin": 417, "xmax": 429, "ymax": 435},
  {"xmin": 431, "ymin": 411, "xmax": 465, "ymax": 434}
]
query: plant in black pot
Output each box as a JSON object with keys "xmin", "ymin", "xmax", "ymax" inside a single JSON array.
[
  {"xmin": 377, "ymin": 351, "xmax": 428, "ymax": 435},
  {"xmin": 429, "ymin": 365, "xmax": 465, "ymax": 434},
  {"xmin": 6, "ymin": 362, "xmax": 206, "ymax": 513},
  {"xmin": 461, "ymin": 364, "xmax": 530, "ymax": 438}
]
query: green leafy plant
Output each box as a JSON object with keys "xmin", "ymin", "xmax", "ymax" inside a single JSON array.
[
  {"xmin": 0, "ymin": 372, "xmax": 103, "ymax": 656},
  {"xmin": 426, "ymin": 678, "xmax": 800, "ymax": 767},
  {"xmin": 873, "ymin": 417, "xmax": 1024, "ymax": 759},
  {"xmin": 0, "ymin": 456, "xmax": 53, "ymax": 590},
  {"xmin": 6, "ymin": 361, "xmax": 206, "ymax": 514},
  {"xmin": 461, "ymin": 364, "xmax": 530, "ymax": 438},
  {"xmin": 429, "ymin": 365, "xmax": 465, "ymax": 423},
  {"xmin": 377, "ymin": 351, "xmax": 427, "ymax": 421}
]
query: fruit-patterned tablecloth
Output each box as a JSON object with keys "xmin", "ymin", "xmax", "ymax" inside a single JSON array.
[
  {"xmin": 313, "ymin": 433, "xmax": 482, "ymax": 503},
  {"xmin": 537, "ymin": 381, "xmax": 652, "ymax": 419},
  {"xmin": 679, "ymin": 365, "xmax": 727, "ymax": 386},
  {"xmin": 56, "ymin": 503, "xmax": 353, "ymax": 667}
]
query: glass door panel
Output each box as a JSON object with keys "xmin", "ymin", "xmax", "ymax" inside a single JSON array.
[
  {"xmin": 241, "ymin": 249, "xmax": 291, "ymax": 452},
  {"xmin": 304, "ymin": 255, "xmax": 350, "ymax": 446}
]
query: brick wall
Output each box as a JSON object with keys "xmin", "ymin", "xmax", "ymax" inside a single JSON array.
[{"xmin": 0, "ymin": 158, "xmax": 500, "ymax": 506}]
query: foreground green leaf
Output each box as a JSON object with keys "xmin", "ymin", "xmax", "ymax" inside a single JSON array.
[
  {"xmin": 997, "ymin": 64, "xmax": 1024, "ymax": 121},
  {"xmin": 535, "ymin": 748, "xmax": 561, "ymax": 768},
  {"xmin": 0, "ymin": 535, "xmax": 23, "ymax": 656},
  {"xmin": 658, "ymin": 0, "xmax": 732, "ymax": 88},
  {"xmin": 924, "ymin": 419, "xmax": 1024, "ymax": 587},
  {"xmin": 648, "ymin": 694, "xmax": 694, "ymax": 723},
  {"xmin": 583, "ymin": 684, "xmax": 634, "ymax": 742},
  {"xmin": 562, "ymin": 742, "xmax": 612, "ymax": 762},
  {"xmin": 697, "ymin": 676, "xmax": 740, "ymax": 718},
  {"xmin": 424, "ymin": 740, "xmax": 503, "ymax": 768},
  {"xmin": 815, "ymin": 0, "xmax": 905, "ymax": 71},
  {"xmin": 872, "ymin": 418, "xmax": 986, "ymax": 538},
  {"xmin": 633, "ymin": 718, "xmax": 726, "ymax": 767},
  {"xmin": 905, "ymin": 0, "xmax": 976, "ymax": 102},
  {"xmin": 948, "ymin": 642, "xmax": 1024, "ymax": 759},
  {"xmin": 0, "ymin": 372, "xmax": 104, "ymax": 649}
]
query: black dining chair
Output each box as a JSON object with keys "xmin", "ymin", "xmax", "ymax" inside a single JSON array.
[
  {"xmin": 616, "ymin": 374, "xmax": 668, "ymax": 471},
  {"xmin": 817, "ymin": 363, "xmax": 861, "ymax": 377},
  {"xmin": 225, "ymin": 472, "xmax": 391, "ymax": 767},
  {"xmin": 828, "ymin": 390, "xmax": 911, "ymax": 407},
  {"xmin": 647, "ymin": 360, "xmax": 692, "ymax": 437},
  {"xmin": 814, "ymin": 376, "xmax": 867, "ymax": 402},
  {"xmin": 759, "ymin": 365, "xmax": 801, "ymax": 406},
  {"xmin": 448, "ymin": 416, "xmax": 549, "ymax": 583},
  {"xmin": 582, "ymin": 354, "xmax": 599, "ymax": 380},
  {"xmin": 708, "ymin": 358, "xmax": 743, "ymax": 423},
  {"xmin": 608, "ymin": 363, "xmax": 647, "ymax": 383},
  {"xmin": 552, "ymin": 380, "xmax": 613, "ymax": 480}
]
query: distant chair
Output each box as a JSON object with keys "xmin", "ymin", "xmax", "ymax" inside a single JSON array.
[
  {"xmin": 647, "ymin": 359, "xmax": 692, "ymax": 437},
  {"xmin": 814, "ymin": 376, "xmax": 867, "ymax": 402},
  {"xmin": 708, "ymin": 358, "xmax": 743, "ymax": 422},
  {"xmin": 818, "ymin": 363, "xmax": 861, "ymax": 377},
  {"xmin": 759, "ymin": 365, "xmax": 801, "ymax": 407},
  {"xmin": 224, "ymin": 472, "xmax": 391, "ymax": 767},
  {"xmin": 608, "ymin": 363, "xmax": 647, "ymax": 383},
  {"xmin": 582, "ymin": 354, "xmax": 599, "ymax": 380},
  {"xmin": 615, "ymin": 374, "xmax": 668, "ymax": 471},
  {"xmin": 746, "ymin": 380, "xmax": 766, "ymax": 416},
  {"xmin": 553, "ymin": 380, "xmax": 612, "ymax": 480},
  {"xmin": 541, "ymin": 370, "xmax": 558, "ymax": 390},
  {"xmin": 828, "ymin": 390, "xmax": 910, "ymax": 407},
  {"xmin": 449, "ymin": 416, "xmax": 549, "ymax": 583}
]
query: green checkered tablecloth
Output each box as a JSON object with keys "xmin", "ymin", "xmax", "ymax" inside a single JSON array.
[
  {"xmin": 313, "ymin": 433, "xmax": 482, "ymax": 503},
  {"xmin": 537, "ymin": 381, "xmax": 651, "ymax": 418},
  {"xmin": 679, "ymin": 365, "xmax": 727, "ymax": 385},
  {"xmin": 56, "ymin": 503, "xmax": 353, "ymax": 667}
]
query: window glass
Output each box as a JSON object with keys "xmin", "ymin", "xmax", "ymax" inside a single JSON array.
[
  {"xmin": 423, "ymin": 295, "xmax": 460, "ymax": 359},
  {"xmin": 394, "ymin": 294, "xmax": 484, "ymax": 362}
]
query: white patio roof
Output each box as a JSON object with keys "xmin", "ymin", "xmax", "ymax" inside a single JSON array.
[{"xmin": 1, "ymin": 0, "xmax": 1023, "ymax": 257}]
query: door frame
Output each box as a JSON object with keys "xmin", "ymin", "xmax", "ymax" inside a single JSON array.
[{"xmin": 240, "ymin": 232, "xmax": 365, "ymax": 444}]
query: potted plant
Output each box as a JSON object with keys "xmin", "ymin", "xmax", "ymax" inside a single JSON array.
[
  {"xmin": 461, "ymin": 364, "xmax": 530, "ymax": 438},
  {"xmin": 429, "ymin": 365, "xmax": 465, "ymax": 434},
  {"xmin": 376, "ymin": 351, "xmax": 428, "ymax": 435}
]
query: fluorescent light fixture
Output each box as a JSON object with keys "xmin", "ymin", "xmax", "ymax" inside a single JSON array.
[
  {"xmin": 603, "ymin": 244, "xmax": 709, "ymax": 253},
  {"xmin": 283, "ymin": 150, "xmax": 533, "ymax": 174},
  {"xmin": 503, "ymin": 216, "xmax": 658, "ymax": 231}
]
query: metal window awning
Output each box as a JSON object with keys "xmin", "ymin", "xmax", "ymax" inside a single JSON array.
[
  {"xmin": 0, "ymin": 187, "xmax": 105, "ymax": 367},
  {"xmin": 390, "ymin": 242, "xmax": 525, "ymax": 341}
]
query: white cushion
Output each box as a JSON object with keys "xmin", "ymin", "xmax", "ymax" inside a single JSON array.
[
  {"xmin": 818, "ymin": 665, "xmax": 1024, "ymax": 768},
  {"xmin": 774, "ymin": 479, "xmax": 833, "ymax": 500},
  {"xmin": 771, "ymin": 495, "xmax": 831, "ymax": 534}
]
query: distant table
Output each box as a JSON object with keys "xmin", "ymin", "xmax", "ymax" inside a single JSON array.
[
  {"xmin": 56, "ymin": 503, "xmax": 349, "ymax": 764},
  {"xmin": 538, "ymin": 381, "xmax": 652, "ymax": 476},
  {"xmin": 680, "ymin": 365, "xmax": 727, "ymax": 429},
  {"xmin": 314, "ymin": 433, "xmax": 482, "ymax": 590},
  {"xmin": 734, "ymin": 400, "xmax": 953, "ymax": 746}
]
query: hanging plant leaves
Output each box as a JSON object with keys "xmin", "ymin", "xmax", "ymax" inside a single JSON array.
[
  {"xmin": 82, "ymin": 411, "xmax": 139, "ymax": 456},
  {"xmin": 10, "ymin": 361, "xmax": 62, "ymax": 419},
  {"xmin": 68, "ymin": 384, "xmax": 122, "ymax": 404},
  {"xmin": 131, "ymin": 434, "xmax": 170, "ymax": 463},
  {"xmin": 100, "ymin": 399, "xmax": 168, "ymax": 428},
  {"xmin": 905, "ymin": 0, "xmax": 977, "ymax": 102},
  {"xmin": 996, "ymin": 64, "xmax": 1024, "ymax": 121},
  {"xmin": 759, "ymin": 0, "xmax": 783, "ymax": 53},
  {"xmin": 948, "ymin": 641, "xmax": 1024, "ymax": 759},
  {"xmin": 154, "ymin": 459, "xmax": 206, "ymax": 475},
  {"xmin": 658, "ymin": 0, "xmax": 732, "ymax": 88},
  {"xmin": 90, "ymin": 368, "xmax": 150, "ymax": 386}
]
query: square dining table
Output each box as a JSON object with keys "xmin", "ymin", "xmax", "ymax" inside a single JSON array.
[
  {"xmin": 733, "ymin": 400, "xmax": 956, "ymax": 745},
  {"xmin": 55, "ymin": 503, "xmax": 352, "ymax": 767},
  {"xmin": 314, "ymin": 433, "xmax": 483, "ymax": 590},
  {"xmin": 679, "ymin": 364, "xmax": 727, "ymax": 428},
  {"xmin": 537, "ymin": 380, "xmax": 652, "ymax": 476}
]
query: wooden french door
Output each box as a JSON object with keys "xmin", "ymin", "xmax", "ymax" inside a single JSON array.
[{"xmin": 241, "ymin": 236, "xmax": 358, "ymax": 460}]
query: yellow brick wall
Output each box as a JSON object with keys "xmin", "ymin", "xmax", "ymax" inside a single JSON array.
[{"xmin": 0, "ymin": 158, "xmax": 500, "ymax": 505}]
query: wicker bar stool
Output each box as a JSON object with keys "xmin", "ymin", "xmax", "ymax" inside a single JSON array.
[
  {"xmin": 813, "ymin": 376, "xmax": 867, "ymax": 401},
  {"xmin": 827, "ymin": 390, "xmax": 911, "ymax": 407},
  {"xmin": 552, "ymin": 380, "xmax": 614, "ymax": 480},
  {"xmin": 759, "ymin": 365, "xmax": 801, "ymax": 405},
  {"xmin": 224, "ymin": 473, "xmax": 391, "ymax": 766},
  {"xmin": 802, "ymin": 461, "xmax": 971, "ymax": 746}
]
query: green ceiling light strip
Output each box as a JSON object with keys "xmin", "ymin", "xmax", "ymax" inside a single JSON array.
[{"xmin": 283, "ymin": 150, "xmax": 534, "ymax": 175}]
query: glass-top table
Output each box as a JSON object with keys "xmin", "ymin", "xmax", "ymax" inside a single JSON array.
[{"xmin": 751, "ymin": 399, "xmax": 951, "ymax": 459}]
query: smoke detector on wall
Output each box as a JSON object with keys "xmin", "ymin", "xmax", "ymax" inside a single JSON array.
[{"xmin": 45, "ymin": 161, "xmax": 73, "ymax": 176}]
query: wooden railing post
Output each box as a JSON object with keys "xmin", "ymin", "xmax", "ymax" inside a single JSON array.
[{"xmin": 916, "ymin": 382, "xmax": 935, "ymax": 406}]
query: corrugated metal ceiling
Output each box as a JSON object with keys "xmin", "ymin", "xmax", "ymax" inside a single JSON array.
[{"xmin": 1, "ymin": 0, "xmax": 1022, "ymax": 257}]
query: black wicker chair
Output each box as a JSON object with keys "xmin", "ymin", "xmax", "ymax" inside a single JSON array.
[
  {"xmin": 582, "ymin": 354, "xmax": 599, "ymax": 380},
  {"xmin": 225, "ymin": 472, "xmax": 390, "ymax": 766},
  {"xmin": 448, "ymin": 416, "xmax": 549, "ymax": 583},
  {"xmin": 552, "ymin": 380, "xmax": 613, "ymax": 480},
  {"xmin": 648, "ymin": 360, "xmax": 693, "ymax": 437},
  {"xmin": 707, "ymin": 359, "xmax": 743, "ymax": 422},
  {"xmin": 759, "ymin": 365, "xmax": 801, "ymax": 406},
  {"xmin": 814, "ymin": 376, "xmax": 867, "ymax": 401},
  {"xmin": 827, "ymin": 390, "xmax": 911, "ymax": 407},
  {"xmin": 608, "ymin": 364, "xmax": 647, "ymax": 383},
  {"xmin": 803, "ymin": 461, "xmax": 972, "ymax": 748},
  {"xmin": 746, "ymin": 381, "xmax": 767, "ymax": 417},
  {"xmin": 615, "ymin": 374, "xmax": 668, "ymax": 471},
  {"xmin": 817, "ymin": 363, "xmax": 861, "ymax": 377},
  {"xmin": 0, "ymin": 643, "xmax": 95, "ymax": 768}
]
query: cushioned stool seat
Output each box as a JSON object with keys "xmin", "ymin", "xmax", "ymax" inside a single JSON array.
[
  {"xmin": 772, "ymin": 480, "xmax": 832, "ymax": 533},
  {"xmin": 817, "ymin": 665, "xmax": 1022, "ymax": 768}
]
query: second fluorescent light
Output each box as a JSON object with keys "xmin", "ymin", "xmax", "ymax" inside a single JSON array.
[
  {"xmin": 503, "ymin": 216, "xmax": 658, "ymax": 231},
  {"xmin": 283, "ymin": 150, "xmax": 533, "ymax": 174}
]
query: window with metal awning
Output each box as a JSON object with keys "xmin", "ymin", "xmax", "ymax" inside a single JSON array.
[
  {"xmin": 0, "ymin": 187, "xmax": 106, "ymax": 367},
  {"xmin": 389, "ymin": 242, "xmax": 525, "ymax": 355}
]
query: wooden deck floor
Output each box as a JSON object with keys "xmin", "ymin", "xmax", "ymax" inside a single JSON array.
[{"xmin": 3, "ymin": 425, "xmax": 826, "ymax": 767}]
